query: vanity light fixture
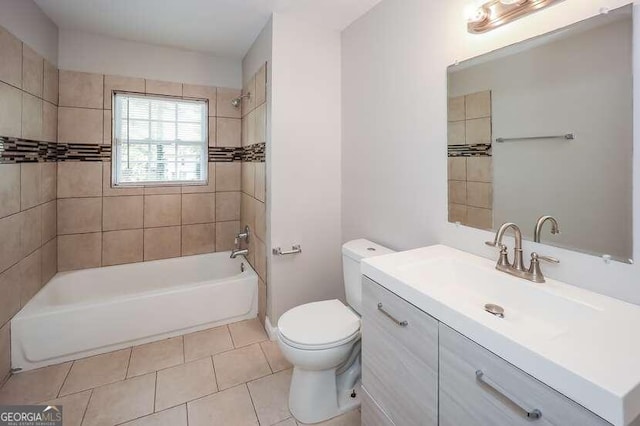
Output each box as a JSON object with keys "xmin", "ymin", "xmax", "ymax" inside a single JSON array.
[{"xmin": 467, "ymin": 0, "xmax": 563, "ymax": 34}]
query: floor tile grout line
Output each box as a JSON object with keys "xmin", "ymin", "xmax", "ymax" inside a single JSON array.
[
  {"xmin": 245, "ymin": 382, "xmax": 262, "ymax": 425},
  {"xmin": 35, "ymin": 387, "xmax": 90, "ymax": 406},
  {"xmin": 153, "ymin": 383, "xmax": 227, "ymax": 417},
  {"xmin": 141, "ymin": 342, "xmax": 229, "ymax": 376},
  {"xmin": 228, "ymin": 319, "xmax": 269, "ymax": 350},
  {"xmin": 244, "ymin": 369, "xmax": 274, "ymax": 389},
  {"xmin": 208, "ymin": 341, "xmax": 270, "ymax": 376},
  {"xmin": 113, "ymin": 401, "xmax": 185, "ymax": 426},
  {"xmin": 228, "ymin": 323, "xmax": 238, "ymax": 348},
  {"xmin": 153, "ymin": 371, "xmax": 157, "ymax": 413},
  {"xmin": 152, "ymin": 356, "xmax": 220, "ymax": 413},
  {"xmin": 177, "ymin": 388, "xmax": 220, "ymax": 407},
  {"xmin": 258, "ymin": 340, "xmax": 275, "ymax": 374},
  {"xmin": 56, "ymin": 361, "xmax": 74, "ymax": 398},
  {"xmin": 62, "ymin": 364, "xmax": 153, "ymax": 417},
  {"xmin": 210, "ymin": 355, "xmax": 219, "ymax": 392},
  {"xmin": 124, "ymin": 346, "xmax": 133, "ymax": 379},
  {"xmin": 216, "ymin": 363, "xmax": 274, "ymax": 394},
  {"xmin": 80, "ymin": 389, "xmax": 94, "ymax": 426},
  {"xmin": 62, "ymin": 370, "xmax": 156, "ymax": 400},
  {"xmin": 182, "ymin": 335, "xmax": 186, "ymax": 364},
  {"xmin": 233, "ymin": 337, "xmax": 269, "ymax": 350}
]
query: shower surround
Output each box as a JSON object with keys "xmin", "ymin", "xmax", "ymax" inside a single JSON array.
[
  {"xmin": 0, "ymin": 20, "xmax": 269, "ymax": 383},
  {"xmin": 240, "ymin": 63, "xmax": 268, "ymax": 325},
  {"xmin": 54, "ymin": 70, "xmax": 245, "ymax": 270},
  {"xmin": 0, "ymin": 25, "xmax": 59, "ymax": 384}
]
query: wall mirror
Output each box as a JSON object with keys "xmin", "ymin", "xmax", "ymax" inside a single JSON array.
[{"xmin": 447, "ymin": 4, "xmax": 633, "ymax": 263}]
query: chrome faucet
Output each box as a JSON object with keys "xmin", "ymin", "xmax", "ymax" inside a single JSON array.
[
  {"xmin": 230, "ymin": 225, "xmax": 250, "ymax": 259},
  {"xmin": 486, "ymin": 222, "xmax": 559, "ymax": 283},
  {"xmin": 534, "ymin": 215, "xmax": 560, "ymax": 242},
  {"xmin": 235, "ymin": 225, "xmax": 250, "ymax": 244},
  {"xmin": 230, "ymin": 248, "xmax": 249, "ymax": 259},
  {"xmin": 527, "ymin": 252, "xmax": 559, "ymax": 283},
  {"xmin": 485, "ymin": 223, "xmax": 526, "ymax": 272}
]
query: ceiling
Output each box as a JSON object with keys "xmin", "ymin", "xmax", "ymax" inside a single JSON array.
[{"xmin": 35, "ymin": 0, "xmax": 383, "ymax": 59}]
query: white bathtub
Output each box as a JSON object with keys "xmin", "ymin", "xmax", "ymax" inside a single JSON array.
[{"xmin": 12, "ymin": 251, "xmax": 258, "ymax": 371}]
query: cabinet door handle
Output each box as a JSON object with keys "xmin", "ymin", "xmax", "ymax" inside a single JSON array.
[
  {"xmin": 377, "ymin": 303, "xmax": 408, "ymax": 327},
  {"xmin": 475, "ymin": 370, "xmax": 542, "ymax": 420}
]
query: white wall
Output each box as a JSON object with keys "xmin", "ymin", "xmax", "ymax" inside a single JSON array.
[
  {"xmin": 269, "ymin": 13, "xmax": 343, "ymax": 321},
  {"xmin": 342, "ymin": 0, "xmax": 444, "ymax": 251},
  {"xmin": 342, "ymin": 0, "xmax": 640, "ymax": 305},
  {"xmin": 449, "ymin": 16, "xmax": 633, "ymax": 260},
  {"xmin": 0, "ymin": 0, "xmax": 58, "ymax": 65},
  {"xmin": 243, "ymin": 19, "xmax": 272, "ymax": 84},
  {"xmin": 58, "ymin": 29, "xmax": 242, "ymax": 88}
]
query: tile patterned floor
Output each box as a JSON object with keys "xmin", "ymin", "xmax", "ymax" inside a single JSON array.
[{"xmin": 0, "ymin": 318, "xmax": 360, "ymax": 426}]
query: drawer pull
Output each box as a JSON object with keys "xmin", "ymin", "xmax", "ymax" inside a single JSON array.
[
  {"xmin": 475, "ymin": 370, "xmax": 542, "ymax": 420},
  {"xmin": 377, "ymin": 303, "xmax": 408, "ymax": 327}
]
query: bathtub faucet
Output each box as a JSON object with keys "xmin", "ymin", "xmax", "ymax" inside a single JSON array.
[
  {"xmin": 231, "ymin": 225, "xmax": 250, "ymax": 258},
  {"xmin": 235, "ymin": 225, "xmax": 250, "ymax": 244},
  {"xmin": 230, "ymin": 248, "xmax": 249, "ymax": 259}
]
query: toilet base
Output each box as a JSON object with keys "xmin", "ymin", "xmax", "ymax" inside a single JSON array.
[{"xmin": 289, "ymin": 365, "xmax": 361, "ymax": 424}]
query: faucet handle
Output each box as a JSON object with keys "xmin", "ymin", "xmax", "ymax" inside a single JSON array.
[
  {"xmin": 235, "ymin": 226, "xmax": 250, "ymax": 242},
  {"xmin": 531, "ymin": 252, "xmax": 560, "ymax": 264},
  {"xmin": 485, "ymin": 241, "xmax": 507, "ymax": 252},
  {"xmin": 486, "ymin": 241, "xmax": 510, "ymax": 268}
]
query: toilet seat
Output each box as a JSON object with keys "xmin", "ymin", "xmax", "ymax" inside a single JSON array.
[
  {"xmin": 279, "ymin": 329, "xmax": 360, "ymax": 351},
  {"xmin": 278, "ymin": 299, "xmax": 360, "ymax": 350}
]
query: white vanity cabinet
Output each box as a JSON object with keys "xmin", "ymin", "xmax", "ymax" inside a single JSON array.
[
  {"xmin": 361, "ymin": 277, "xmax": 611, "ymax": 426},
  {"xmin": 439, "ymin": 324, "xmax": 609, "ymax": 426},
  {"xmin": 361, "ymin": 277, "xmax": 439, "ymax": 426}
]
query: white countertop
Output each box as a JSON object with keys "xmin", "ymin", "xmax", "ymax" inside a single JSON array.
[{"xmin": 361, "ymin": 245, "xmax": 640, "ymax": 426}]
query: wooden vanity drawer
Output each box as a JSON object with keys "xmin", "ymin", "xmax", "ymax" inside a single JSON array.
[
  {"xmin": 439, "ymin": 323, "xmax": 610, "ymax": 426},
  {"xmin": 361, "ymin": 385, "xmax": 395, "ymax": 426},
  {"xmin": 362, "ymin": 277, "xmax": 438, "ymax": 426}
]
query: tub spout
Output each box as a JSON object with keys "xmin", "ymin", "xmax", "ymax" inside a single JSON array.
[{"xmin": 230, "ymin": 248, "xmax": 249, "ymax": 259}]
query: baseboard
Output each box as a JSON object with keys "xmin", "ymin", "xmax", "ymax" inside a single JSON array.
[{"xmin": 265, "ymin": 316, "xmax": 278, "ymax": 341}]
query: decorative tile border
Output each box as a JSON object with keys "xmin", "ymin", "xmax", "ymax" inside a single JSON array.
[
  {"xmin": 1, "ymin": 137, "xmax": 267, "ymax": 164},
  {"xmin": 0, "ymin": 137, "xmax": 56, "ymax": 163},
  {"xmin": 57, "ymin": 143, "xmax": 112, "ymax": 162},
  {"xmin": 242, "ymin": 142, "xmax": 266, "ymax": 162},
  {"xmin": 208, "ymin": 147, "xmax": 243, "ymax": 162},
  {"xmin": 447, "ymin": 143, "xmax": 492, "ymax": 157}
]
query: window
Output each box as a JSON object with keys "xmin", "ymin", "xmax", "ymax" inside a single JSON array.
[{"xmin": 112, "ymin": 93, "xmax": 208, "ymax": 186}]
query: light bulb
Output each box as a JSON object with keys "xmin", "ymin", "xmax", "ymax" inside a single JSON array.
[
  {"xmin": 464, "ymin": 0, "xmax": 487, "ymax": 21},
  {"xmin": 465, "ymin": 5, "xmax": 488, "ymax": 23},
  {"xmin": 500, "ymin": 0, "xmax": 528, "ymax": 4}
]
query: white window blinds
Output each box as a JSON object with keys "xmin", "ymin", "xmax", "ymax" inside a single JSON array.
[{"xmin": 112, "ymin": 93, "xmax": 208, "ymax": 186}]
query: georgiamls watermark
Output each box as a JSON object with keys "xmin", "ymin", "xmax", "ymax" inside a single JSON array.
[{"xmin": 0, "ymin": 405, "xmax": 63, "ymax": 426}]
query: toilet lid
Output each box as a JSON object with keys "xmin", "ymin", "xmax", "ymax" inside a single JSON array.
[{"xmin": 278, "ymin": 300, "xmax": 360, "ymax": 348}]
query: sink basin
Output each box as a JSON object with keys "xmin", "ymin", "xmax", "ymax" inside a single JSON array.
[
  {"xmin": 395, "ymin": 256, "xmax": 602, "ymax": 342},
  {"xmin": 361, "ymin": 244, "xmax": 640, "ymax": 426}
]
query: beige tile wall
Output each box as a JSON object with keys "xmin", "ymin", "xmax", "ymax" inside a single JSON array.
[
  {"xmin": 240, "ymin": 63, "xmax": 268, "ymax": 324},
  {"xmin": 0, "ymin": 25, "xmax": 250, "ymax": 384},
  {"xmin": 0, "ymin": 25, "xmax": 59, "ymax": 384},
  {"xmin": 56, "ymin": 70, "xmax": 243, "ymax": 271},
  {"xmin": 0, "ymin": 28, "xmax": 58, "ymax": 142},
  {"xmin": 447, "ymin": 91, "xmax": 494, "ymax": 229}
]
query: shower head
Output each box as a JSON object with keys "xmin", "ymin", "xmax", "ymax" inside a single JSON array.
[{"xmin": 231, "ymin": 93, "xmax": 251, "ymax": 109}]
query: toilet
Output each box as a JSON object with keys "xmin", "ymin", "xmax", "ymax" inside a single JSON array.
[{"xmin": 277, "ymin": 239, "xmax": 394, "ymax": 424}]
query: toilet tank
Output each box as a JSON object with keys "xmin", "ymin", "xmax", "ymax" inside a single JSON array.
[{"xmin": 342, "ymin": 239, "xmax": 395, "ymax": 314}]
